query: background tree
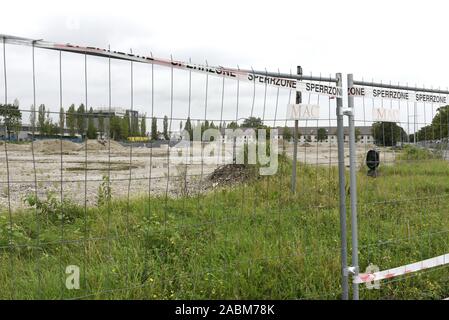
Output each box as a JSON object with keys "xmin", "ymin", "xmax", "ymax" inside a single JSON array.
[
  {"xmin": 86, "ymin": 107, "xmax": 97, "ymax": 139},
  {"xmin": 202, "ymin": 120, "xmax": 217, "ymax": 141},
  {"xmin": 226, "ymin": 121, "xmax": 238, "ymax": 129},
  {"xmin": 0, "ymin": 103, "xmax": 22, "ymax": 140},
  {"xmin": 45, "ymin": 109, "xmax": 58, "ymax": 136},
  {"xmin": 191, "ymin": 120, "xmax": 201, "ymax": 141},
  {"xmin": 140, "ymin": 115, "xmax": 146, "ymax": 137},
  {"xmin": 128, "ymin": 111, "xmax": 139, "ymax": 136},
  {"xmin": 241, "ymin": 116, "xmax": 271, "ymax": 139},
  {"xmin": 12, "ymin": 100, "xmax": 22, "ymax": 137},
  {"xmin": 372, "ymin": 122, "xmax": 406, "ymax": 146},
  {"xmin": 121, "ymin": 113, "xmax": 130, "ymax": 140},
  {"xmin": 163, "ymin": 115, "xmax": 169, "ymax": 140},
  {"xmin": 109, "ymin": 115, "xmax": 121, "ymax": 140},
  {"xmin": 48, "ymin": 122, "xmax": 59, "ymax": 136},
  {"xmin": 202, "ymin": 120, "xmax": 210, "ymax": 134},
  {"xmin": 35, "ymin": 104, "xmax": 60, "ymax": 136},
  {"xmin": 59, "ymin": 107, "xmax": 65, "ymax": 132},
  {"xmin": 416, "ymin": 124, "xmax": 432, "ymax": 142},
  {"xmin": 66, "ymin": 104, "xmax": 76, "ymax": 136},
  {"xmin": 282, "ymin": 126, "xmax": 292, "ymax": 141},
  {"xmin": 317, "ymin": 128, "xmax": 328, "ymax": 142},
  {"xmin": 76, "ymin": 104, "xmax": 86, "ymax": 136},
  {"xmin": 242, "ymin": 117, "xmax": 263, "ymax": 128},
  {"xmin": 184, "ymin": 117, "xmax": 193, "ymax": 140},
  {"xmin": 355, "ymin": 128, "xmax": 361, "ymax": 142},
  {"xmin": 38, "ymin": 104, "xmax": 46, "ymax": 135},
  {"xmin": 98, "ymin": 111, "xmax": 105, "ymax": 139},
  {"xmin": 151, "ymin": 117, "xmax": 158, "ymax": 141},
  {"xmin": 415, "ymin": 105, "xmax": 449, "ymax": 142},
  {"xmin": 29, "ymin": 104, "xmax": 36, "ymax": 129}
]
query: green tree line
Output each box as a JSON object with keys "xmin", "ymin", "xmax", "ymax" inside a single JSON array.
[
  {"xmin": 1, "ymin": 100, "xmax": 153, "ymax": 141},
  {"xmin": 414, "ymin": 105, "xmax": 449, "ymax": 142}
]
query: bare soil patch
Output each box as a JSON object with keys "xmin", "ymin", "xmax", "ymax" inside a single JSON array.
[{"xmin": 78, "ymin": 139, "xmax": 125, "ymax": 152}]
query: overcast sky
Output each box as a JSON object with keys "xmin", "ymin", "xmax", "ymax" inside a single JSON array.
[{"xmin": 0, "ymin": 0, "xmax": 448, "ymax": 132}]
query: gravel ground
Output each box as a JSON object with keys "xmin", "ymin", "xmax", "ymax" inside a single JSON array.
[{"xmin": 0, "ymin": 140, "xmax": 397, "ymax": 211}]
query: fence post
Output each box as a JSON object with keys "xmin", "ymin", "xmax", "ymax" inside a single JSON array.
[
  {"xmin": 291, "ymin": 66, "xmax": 302, "ymax": 193},
  {"xmin": 346, "ymin": 73, "xmax": 359, "ymax": 300},
  {"xmin": 336, "ymin": 73, "xmax": 349, "ymax": 300}
]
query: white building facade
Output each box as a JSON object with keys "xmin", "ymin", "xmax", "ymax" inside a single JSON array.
[{"xmin": 216, "ymin": 126, "xmax": 374, "ymax": 145}]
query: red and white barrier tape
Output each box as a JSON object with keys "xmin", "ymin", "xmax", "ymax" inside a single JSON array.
[
  {"xmin": 0, "ymin": 34, "xmax": 342, "ymax": 97},
  {"xmin": 354, "ymin": 253, "xmax": 449, "ymax": 284}
]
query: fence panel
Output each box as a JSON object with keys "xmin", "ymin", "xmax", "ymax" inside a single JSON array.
[
  {"xmin": 0, "ymin": 35, "xmax": 346, "ymax": 299},
  {"xmin": 3, "ymin": 35, "xmax": 448, "ymax": 300},
  {"xmin": 348, "ymin": 78, "xmax": 449, "ymax": 299}
]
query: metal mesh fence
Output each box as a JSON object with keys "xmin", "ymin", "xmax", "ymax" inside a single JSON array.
[
  {"xmin": 350, "ymin": 80, "xmax": 449, "ymax": 299},
  {"xmin": 0, "ymin": 36, "xmax": 346, "ymax": 299},
  {"xmin": 0, "ymin": 35, "xmax": 448, "ymax": 300}
]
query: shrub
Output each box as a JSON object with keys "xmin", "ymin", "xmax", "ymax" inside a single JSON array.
[
  {"xmin": 0, "ymin": 215, "xmax": 31, "ymax": 248},
  {"xmin": 24, "ymin": 192, "xmax": 83, "ymax": 225},
  {"xmin": 398, "ymin": 145, "xmax": 441, "ymax": 161},
  {"xmin": 97, "ymin": 175, "xmax": 112, "ymax": 206}
]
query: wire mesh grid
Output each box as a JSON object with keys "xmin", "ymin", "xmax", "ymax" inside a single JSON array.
[
  {"xmin": 1, "ymin": 36, "xmax": 448, "ymax": 300},
  {"xmin": 351, "ymin": 84, "xmax": 449, "ymax": 299},
  {"xmin": 0, "ymin": 38, "xmax": 345, "ymax": 299}
]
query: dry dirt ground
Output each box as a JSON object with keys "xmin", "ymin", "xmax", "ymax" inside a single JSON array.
[{"xmin": 0, "ymin": 140, "xmax": 397, "ymax": 211}]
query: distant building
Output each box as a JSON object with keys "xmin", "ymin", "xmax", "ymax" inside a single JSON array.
[
  {"xmin": 0, "ymin": 107, "xmax": 143, "ymax": 141},
  {"xmin": 213, "ymin": 126, "xmax": 374, "ymax": 144},
  {"xmin": 0, "ymin": 124, "xmax": 82, "ymax": 142},
  {"xmin": 90, "ymin": 107, "xmax": 141, "ymax": 135},
  {"xmin": 275, "ymin": 126, "xmax": 374, "ymax": 144}
]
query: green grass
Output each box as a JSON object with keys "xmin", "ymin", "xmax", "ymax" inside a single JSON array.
[{"xmin": 0, "ymin": 148, "xmax": 448, "ymax": 299}]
